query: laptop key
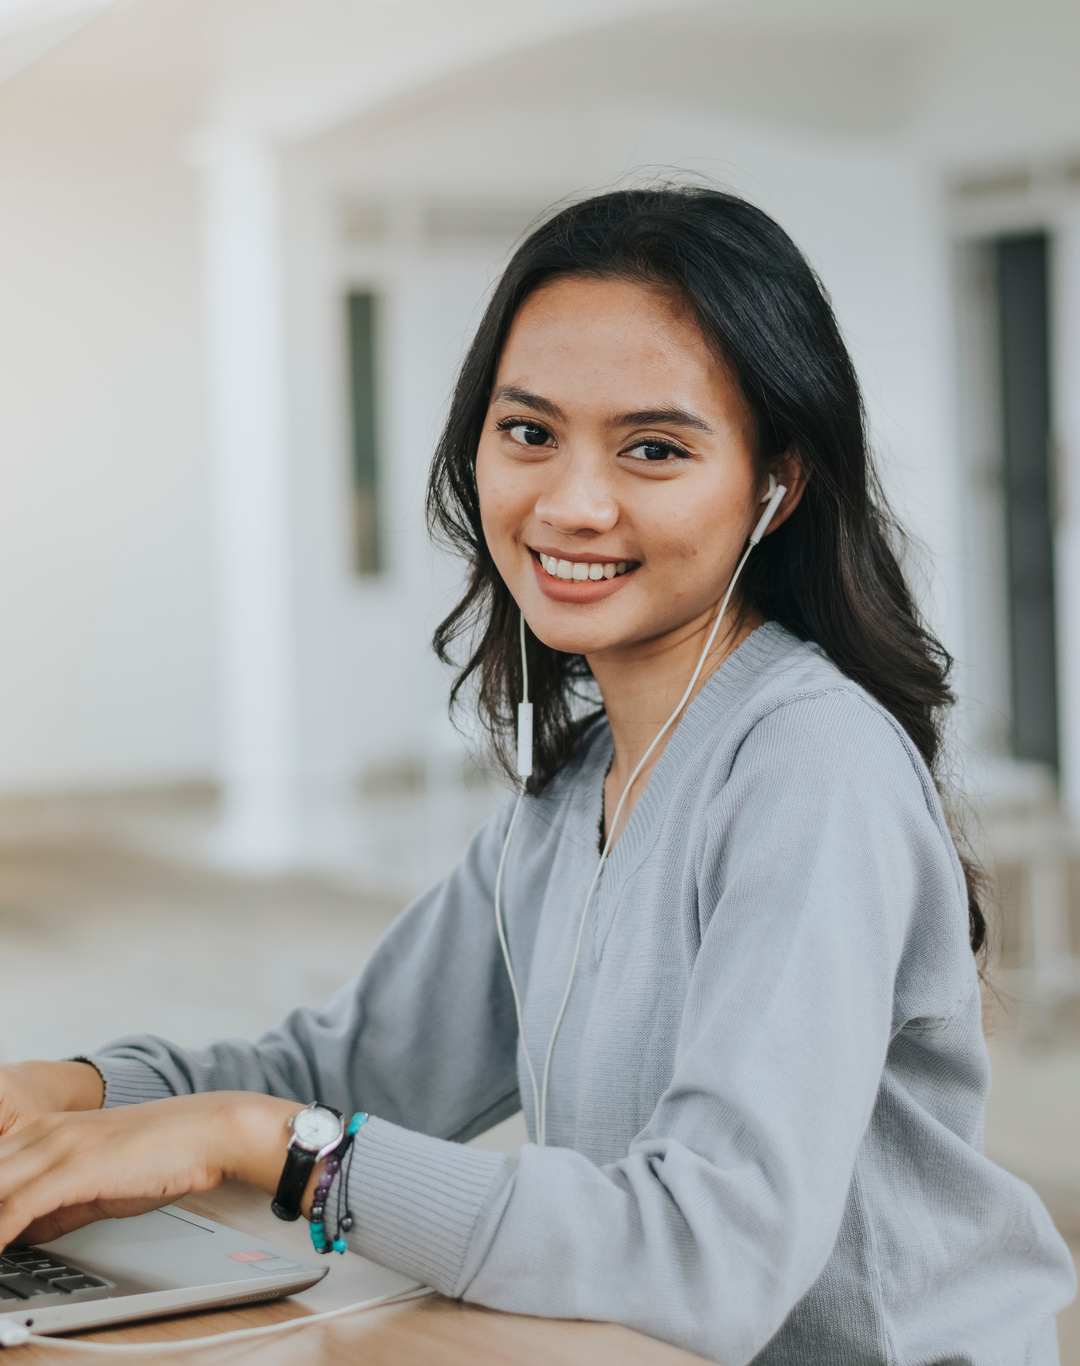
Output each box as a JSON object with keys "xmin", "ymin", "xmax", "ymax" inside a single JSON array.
[
  {"xmin": 53, "ymin": 1275, "xmax": 103, "ymax": 1292},
  {"xmin": 0, "ymin": 1273, "xmax": 54, "ymax": 1298},
  {"xmin": 33, "ymin": 1266, "xmax": 75, "ymax": 1282},
  {"xmin": 0, "ymin": 1284, "xmax": 23, "ymax": 1300}
]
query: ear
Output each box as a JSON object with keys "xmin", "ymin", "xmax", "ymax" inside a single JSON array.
[{"xmin": 759, "ymin": 450, "xmax": 808, "ymax": 534}]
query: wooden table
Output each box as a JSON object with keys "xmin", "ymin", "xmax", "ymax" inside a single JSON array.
[{"xmin": 19, "ymin": 1182, "xmax": 711, "ymax": 1364}]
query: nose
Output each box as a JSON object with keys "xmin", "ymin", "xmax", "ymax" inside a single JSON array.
[{"xmin": 533, "ymin": 445, "xmax": 618, "ymax": 538}]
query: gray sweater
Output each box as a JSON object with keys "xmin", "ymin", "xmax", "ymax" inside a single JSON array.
[{"xmin": 91, "ymin": 624, "xmax": 1075, "ymax": 1365}]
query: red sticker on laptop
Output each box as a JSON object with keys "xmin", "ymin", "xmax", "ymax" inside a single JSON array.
[{"xmin": 227, "ymin": 1251, "xmax": 277, "ymax": 1263}]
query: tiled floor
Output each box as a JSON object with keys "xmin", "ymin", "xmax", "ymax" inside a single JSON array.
[{"xmin": 1, "ymin": 787, "xmax": 1078, "ymax": 1354}]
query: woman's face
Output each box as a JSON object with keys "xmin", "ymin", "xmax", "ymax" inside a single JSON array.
[{"xmin": 475, "ymin": 275, "xmax": 796, "ymax": 663}]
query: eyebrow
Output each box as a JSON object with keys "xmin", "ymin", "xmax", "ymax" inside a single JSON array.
[
  {"xmin": 615, "ymin": 407, "xmax": 714, "ymax": 434},
  {"xmin": 491, "ymin": 386, "xmax": 567, "ymax": 422},
  {"xmin": 491, "ymin": 387, "xmax": 714, "ymax": 435}
]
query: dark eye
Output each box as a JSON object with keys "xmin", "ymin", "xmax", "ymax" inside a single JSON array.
[
  {"xmin": 503, "ymin": 422, "xmax": 552, "ymax": 448},
  {"xmin": 625, "ymin": 440, "xmax": 683, "ymax": 462}
]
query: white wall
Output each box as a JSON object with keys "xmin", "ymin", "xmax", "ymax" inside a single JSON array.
[
  {"xmin": 283, "ymin": 165, "xmax": 501, "ymax": 794},
  {"xmin": 0, "ymin": 170, "xmax": 214, "ymax": 791}
]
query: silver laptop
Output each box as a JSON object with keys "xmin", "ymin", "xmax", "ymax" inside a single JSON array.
[{"xmin": 0, "ymin": 1205, "xmax": 331, "ymax": 1336}]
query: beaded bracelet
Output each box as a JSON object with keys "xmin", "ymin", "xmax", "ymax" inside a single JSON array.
[{"xmin": 309, "ymin": 1112, "xmax": 367, "ymax": 1255}]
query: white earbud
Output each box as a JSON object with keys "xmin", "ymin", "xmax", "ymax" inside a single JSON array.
[{"xmin": 749, "ymin": 472, "xmax": 787, "ymax": 546}]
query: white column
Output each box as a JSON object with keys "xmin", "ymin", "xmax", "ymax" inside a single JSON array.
[
  {"xmin": 199, "ymin": 131, "xmax": 298, "ymax": 869},
  {"xmin": 1054, "ymin": 209, "xmax": 1080, "ymax": 821}
]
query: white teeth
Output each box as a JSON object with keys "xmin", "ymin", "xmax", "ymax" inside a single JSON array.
[{"xmin": 537, "ymin": 554, "xmax": 631, "ymax": 581}]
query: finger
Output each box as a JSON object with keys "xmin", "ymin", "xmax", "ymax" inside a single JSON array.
[
  {"xmin": 0, "ymin": 1116, "xmax": 87, "ymax": 1213},
  {"xmin": 0, "ymin": 1151, "xmax": 116, "ymax": 1246},
  {"xmin": 16, "ymin": 1202, "xmax": 108, "ymax": 1245},
  {"xmin": 0, "ymin": 1145, "xmax": 192, "ymax": 1247},
  {"xmin": 0, "ymin": 1180, "xmax": 104, "ymax": 1247},
  {"xmin": 16, "ymin": 1194, "xmax": 172, "ymax": 1247}
]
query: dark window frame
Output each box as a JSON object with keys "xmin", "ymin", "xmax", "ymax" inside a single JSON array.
[
  {"xmin": 995, "ymin": 232, "xmax": 1059, "ymax": 769},
  {"xmin": 346, "ymin": 290, "xmax": 382, "ymax": 576}
]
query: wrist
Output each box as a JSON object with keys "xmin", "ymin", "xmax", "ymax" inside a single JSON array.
[
  {"xmin": 221, "ymin": 1094, "xmax": 305, "ymax": 1194},
  {"xmin": 15, "ymin": 1060, "xmax": 104, "ymax": 1112},
  {"xmin": 217, "ymin": 1096, "xmax": 346, "ymax": 1221}
]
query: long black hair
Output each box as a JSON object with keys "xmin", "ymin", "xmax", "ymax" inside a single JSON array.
[{"xmin": 426, "ymin": 185, "xmax": 986, "ymax": 955}]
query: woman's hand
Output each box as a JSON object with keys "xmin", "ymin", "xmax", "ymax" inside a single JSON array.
[
  {"xmin": 0, "ymin": 1091, "xmax": 303, "ymax": 1247},
  {"xmin": 0, "ymin": 1061, "xmax": 104, "ymax": 1139}
]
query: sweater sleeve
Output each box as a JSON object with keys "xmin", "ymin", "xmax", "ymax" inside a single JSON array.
[
  {"xmin": 332, "ymin": 694, "xmax": 973, "ymax": 1366},
  {"xmin": 86, "ymin": 799, "xmax": 522, "ymax": 1144}
]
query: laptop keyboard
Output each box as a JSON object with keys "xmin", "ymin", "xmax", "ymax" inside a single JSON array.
[{"xmin": 0, "ymin": 1249, "xmax": 106, "ymax": 1299}]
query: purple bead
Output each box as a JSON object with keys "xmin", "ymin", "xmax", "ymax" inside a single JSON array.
[{"xmin": 326, "ymin": 1158, "xmax": 341, "ymax": 1175}]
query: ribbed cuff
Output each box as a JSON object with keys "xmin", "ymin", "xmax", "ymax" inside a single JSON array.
[
  {"xmin": 77, "ymin": 1054, "xmax": 177, "ymax": 1108},
  {"xmin": 345, "ymin": 1116, "xmax": 510, "ymax": 1296}
]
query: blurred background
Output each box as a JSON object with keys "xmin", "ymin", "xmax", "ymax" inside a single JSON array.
[{"xmin": 1, "ymin": 0, "xmax": 1080, "ymax": 1350}]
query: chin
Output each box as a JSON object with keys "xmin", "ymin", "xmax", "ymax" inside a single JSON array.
[{"xmin": 526, "ymin": 608, "xmax": 628, "ymax": 658}]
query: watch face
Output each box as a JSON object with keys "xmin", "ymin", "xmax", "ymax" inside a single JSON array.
[{"xmin": 292, "ymin": 1106, "xmax": 342, "ymax": 1151}]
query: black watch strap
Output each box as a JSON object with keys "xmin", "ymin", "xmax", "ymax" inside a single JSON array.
[{"xmin": 271, "ymin": 1146, "xmax": 319, "ymax": 1222}]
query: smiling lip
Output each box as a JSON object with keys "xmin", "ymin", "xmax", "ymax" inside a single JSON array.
[{"xmin": 529, "ymin": 548, "xmax": 638, "ymax": 603}]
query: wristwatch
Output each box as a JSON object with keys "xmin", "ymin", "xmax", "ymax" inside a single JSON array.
[{"xmin": 271, "ymin": 1103, "xmax": 345, "ymax": 1222}]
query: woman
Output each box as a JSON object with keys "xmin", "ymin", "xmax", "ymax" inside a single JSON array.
[{"xmin": 0, "ymin": 187, "xmax": 1073, "ymax": 1364}]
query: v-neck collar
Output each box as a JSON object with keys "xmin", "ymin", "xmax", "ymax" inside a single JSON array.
[{"xmin": 590, "ymin": 621, "xmax": 790, "ymax": 871}]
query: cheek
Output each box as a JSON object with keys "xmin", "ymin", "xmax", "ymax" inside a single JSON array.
[
  {"xmin": 639, "ymin": 477, "xmax": 750, "ymax": 576},
  {"xmin": 474, "ymin": 445, "xmax": 504, "ymax": 532},
  {"xmin": 475, "ymin": 443, "xmax": 525, "ymax": 550},
  {"xmin": 640, "ymin": 502, "xmax": 712, "ymax": 569}
]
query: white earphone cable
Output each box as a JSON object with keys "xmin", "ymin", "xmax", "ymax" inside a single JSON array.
[
  {"xmin": 492, "ymin": 786, "xmax": 539, "ymax": 1132},
  {"xmin": 491, "ymin": 611, "xmax": 543, "ymax": 1132},
  {"xmin": 496, "ymin": 479, "xmax": 786, "ymax": 1147},
  {"xmin": 536, "ymin": 537, "xmax": 753, "ymax": 1145},
  {"xmin": 519, "ymin": 610, "xmax": 529, "ymax": 703},
  {"xmin": 0, "ymin": 1288, "xmax": 431, "ymax": 1354}
]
